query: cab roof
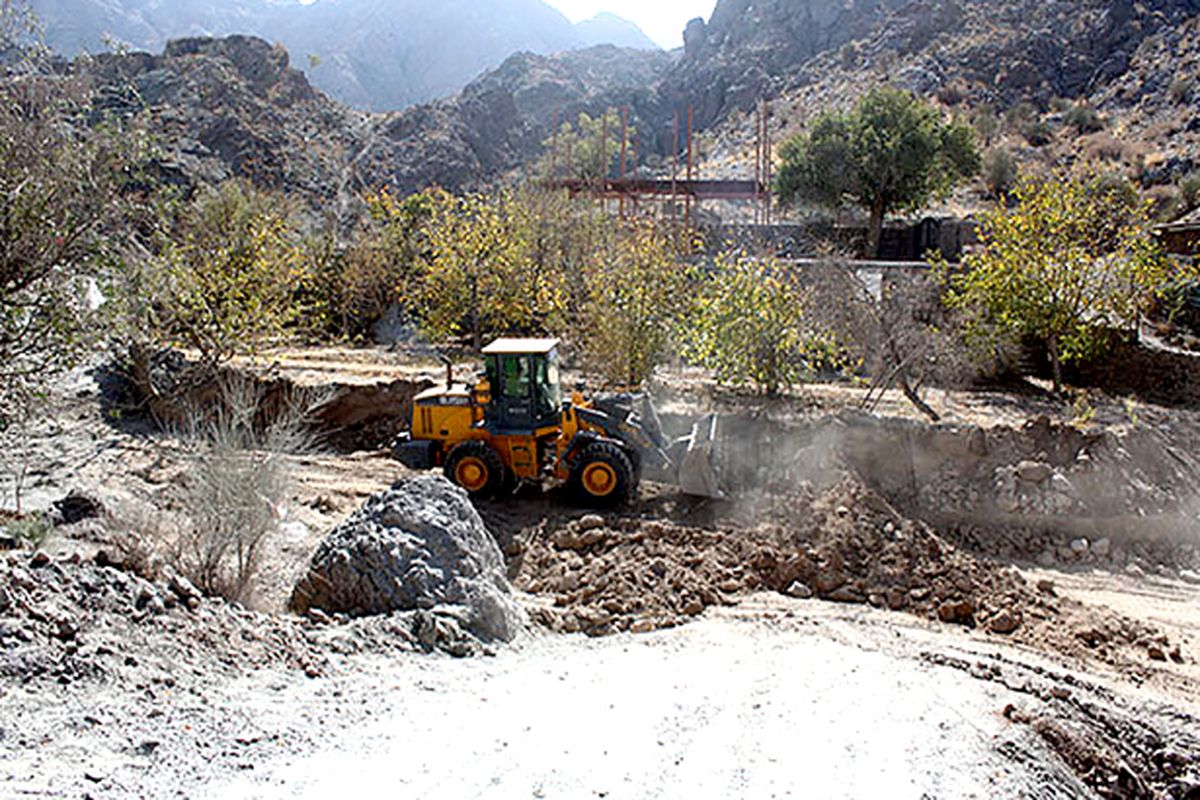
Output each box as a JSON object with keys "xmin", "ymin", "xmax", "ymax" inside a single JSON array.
[{"xmin": 481, "ymin": 337, "xmax": 560, "ymax": 355}]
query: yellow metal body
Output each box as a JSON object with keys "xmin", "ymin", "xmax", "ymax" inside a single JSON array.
[{"xmin": 413, "ymin": 379, "xmax": 600, "ymax": 485}]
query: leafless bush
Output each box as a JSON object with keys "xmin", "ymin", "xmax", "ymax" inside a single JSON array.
[
  {"xmin": 170, "ymin": 375, "xmax": 320, "ymax": 604},
  {"xmin": 106, "ymin": 504, "xmax": 174, "ymax": 582},
  {"xmin": 807, "ymin": 253, "xmax": 980, "ymax": 421}
]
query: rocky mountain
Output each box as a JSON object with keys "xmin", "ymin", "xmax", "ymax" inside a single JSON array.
[{"xmin": 30, "ymin": 0, "xmax": 658, "ymax": 110}]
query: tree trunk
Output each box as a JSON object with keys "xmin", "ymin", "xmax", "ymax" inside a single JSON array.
[
  {"xmin": 867, "ymin": 198, "xmax": 886, "ymax": 259},
  {"xmin": 898, "ymin": 373, "xmax": 940, "ymax": 422},
  {"xmin": 1048, "ymin": 334, "xmax": 1063, "ymax": 396}
]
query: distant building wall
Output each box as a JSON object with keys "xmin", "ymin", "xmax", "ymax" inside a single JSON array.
[{"xmin": 707, "ymin": 217, "xmax": 977, "ymax": 262}]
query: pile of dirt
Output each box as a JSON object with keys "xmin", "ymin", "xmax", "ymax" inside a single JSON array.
[
  {"xmin": 515, "ymin": 478, "xmax": 1187, "ymax": 671},
  {"xmin": 290, "ymin": 475, "xmax": 527, "ymax": 643}
]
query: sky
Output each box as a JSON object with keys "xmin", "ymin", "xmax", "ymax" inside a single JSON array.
[{"xmin": 545, "ymin": 0, "xmax": 716, "ymax": 49}]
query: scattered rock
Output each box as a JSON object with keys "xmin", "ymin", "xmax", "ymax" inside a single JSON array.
[
  {"xmin": 1125, "ymin": 563, "xmax": 1146, "ymax": 578},
  {"xmin": 52, "ymin": 491, "xmax": 105, "ymax": 525},
  {"xmin": 937, "ymin": 600, "xmax": 975, "ymax": 625},
  {"xmin": 1069, "ymin": 538, "xmax": 1090, "ymax": 555},
  {"xmin": 1148, "ymin": 645, "xmax": 1167, "ymax": 662},
  {"xmin": 630, "ymin": 619, "xmax": 655, "ymax": 634},
  {"xmin": 785, "ymin": 581, "xmax": 813, "ymax": 600},
  {"xmin": 30, "ymin": 551, "xmax": 51, "ymax": 569},
  {"xmin": 168, "ymin": 574, "xmax": 201, "ymax": 603},
  {"xmin": 988, "ymin": 609, "xmax": 1021, "ymax": 635},
  {"xmin": 1016, "ymin": 460, "xmax": 1054, "ymax": 484},
  {"xmin": 827, "ymin": 586, "xmax": 864, "ymax": 604},
  {"xmin": 576, "ymin": 514, "xmax": 606, "ymax": 532}
]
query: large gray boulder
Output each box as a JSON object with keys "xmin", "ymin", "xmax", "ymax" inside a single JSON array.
[{"xmin": 290, "ymin": 475, "xmax": 526, "ymax": 642}]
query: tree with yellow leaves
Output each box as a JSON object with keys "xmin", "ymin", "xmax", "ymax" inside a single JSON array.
[
  {"xmin": 581, "ymin": 219, "xmax": 693, "ymax": 387},
  {"xmin": 945, "ymin": 172, "xmax": 1180, "ymax": 394}
]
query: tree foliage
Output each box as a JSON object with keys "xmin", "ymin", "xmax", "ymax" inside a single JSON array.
[
  {"xmin": 414, "ymin": 188, "xmax": 571, "ymax": 348},
  {"xmin": 581, "ymin": 220, "xmax": 693, "ymax": 387},
  {"xmin": 0, "ymin": 80, "xmax": 142, "ymax": 421},
  {"xmin": 944, "ymin": 173, "xmax": 1181, "ymax": 393},
  {"xmin": 684, "ymin": 254, "xmax": 837, "ymax": 396},
  {"xmin": 149, "ymin": 180, "xmax": 305, "ymax": 372},
  {"xmin": 540, "ymin": 109, "xmax": 636, "ymax": 183},
  {"xmin": 775, "ymin": 86, "xmax": 979, "ymax": 256}
]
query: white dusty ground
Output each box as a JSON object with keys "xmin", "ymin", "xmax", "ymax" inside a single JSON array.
[{"xmin": 6, "ymin": 596, "xmax": 1159, "ymax": 800}]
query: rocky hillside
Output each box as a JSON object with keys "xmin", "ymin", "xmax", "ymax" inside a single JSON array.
[
  {"xmin": 64, "ymin": 35, "xmax": 673, "ymax": 219},
  {"xmin": 31, "ymin": 0, "xmax": 660, "ymax": 110},
  {"xmin": 687, "ymin": 0, "xmax": 1200, "ymax": 197}
]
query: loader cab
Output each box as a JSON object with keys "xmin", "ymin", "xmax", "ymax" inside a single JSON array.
[{"xmin": 481, "ymin": 338, "xmax": 562, "ymax": 432}]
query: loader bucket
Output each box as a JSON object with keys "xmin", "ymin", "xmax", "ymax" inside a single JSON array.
[{"xmin": 677, "ymin": 414, "xmax": 724, "ymax": 500}]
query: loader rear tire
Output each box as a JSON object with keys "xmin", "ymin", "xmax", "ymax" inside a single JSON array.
[
  {"xmin": 570, "ymin": 442, "xmax": 635, "ymax": 508},
  {"xmin": 445, "ymin": 441, "xmax": 508, "ymax": 500}
]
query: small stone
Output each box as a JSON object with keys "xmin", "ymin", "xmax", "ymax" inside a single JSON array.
[
  {"xmin": 937, "ymin": 599, "xmax": 975, "ymax": 625},
  {"xmin": 630, "ymin": 619, "xmax": 655, "ymax": 634},
  {"xmin": 1016, "ymin": 460, "xmax": 1053, "ymax": 484},
  {"xmin": 1170, "ymin": 647, "xmax": 1184, "ymax": 664},
  {"xmin": 1148, "ymin": 645, "xmax": 1167, "ymax": 662},
  {"xmin": 1049, "ymin": 687, "xmax": 1071, "ymax": 701},
  {"xmin": 1069, "ymin": 538, "xmax": 1090, "ymax": 555},
  {"xmin": 785, "ymin": 581, "xmax": 813, "ymax": 600},
  {"xmin": 1091, "ymin": 538, "xmax": 1111, "ymax": 558},
  {"xmin": 827, "ymin": 586, "xmax": 865, "ymax": 604},
  {"xmin": 168, "ymin": 574, "xmax": 200, "ymax": 601},
  {"xmin": 1125, "ymin": 563, "xmax": 1146, "ymax": 578},
  {"xmin": 56, "ymin": 618, "xmax": 79, "ymax": 641},
  {"xmin": 815, "ymin": 571, "xmax": 846, "ymax": 594},
  {"xmin": 30, "ymin": 551, "xmax": 51, "ymax": 568},
  {"xmin": 1036, "ymin": 579, "xmax": 1057, "ymax": 596},
  {"xmin": 1037, "ymin": 550, "xmax": 1056, "ymax": 568},
  {"xmin": 988, "ymin": 609, "xmax": 1020, "ymax": 635},
  {"xmin": 885, "ymin": 588, "xmax": 908, "ymax": 610},
  {"xmin": 576, "ymin": 514, "xmax": 605, "ymax": 532},
  {"xmin": 1179, "ymin": 569, "xmax": 1200, "ymax": 585},
  {"xmin": 682, "ymin": 599, "xmax": 704, "ymax": 616},
  {"xmin": 835, "ymin": 506, "xmax": 851, "ymax": 518}
]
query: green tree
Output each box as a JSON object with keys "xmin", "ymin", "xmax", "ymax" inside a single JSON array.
[
  {"xmin": 945, "ymin": 173, "xmax": 1181, "ymax": 394},
  {"xmin": 415, "ymin": 188, "xmax": 569, "ymax": 348},
  {"xmin": 0, "ymin": 80, "xmax": 142, "ymax": 425},
  {"xmin": 775, "ymin": 86, "xmax": 980, "ymax": 257},
  {"xmin": 539, "ymin": 109, "xmax": 635, "ymax": 184},
  {"xmin": 581, "ymin": 220, "xmax": 693, "ymax": 387},
  {"xmin": 138, "ymin": 180, "xmax": 305, "ymax": 375},
  {"xmin": 684, "ymin": 254, "xmax": 836, "ymax": 396}
]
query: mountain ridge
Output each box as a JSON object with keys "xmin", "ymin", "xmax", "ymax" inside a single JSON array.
[{"xmin": 29, "ymin": 0, "xmax": 660, "ymax": 110}]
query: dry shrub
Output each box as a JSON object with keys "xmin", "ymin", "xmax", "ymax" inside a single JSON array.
[
  {"xmin": 106, "ymin": 504, "xmax": 173, "ymax": 582},
  {"xmin": 170, "ymin": 376, "xmax": 318, "ymax": 604},
  {"xmin": 807, "ymin": 254, "xmax": 980, "ymax": 421},
  {"xmin": 1079, "ymin": 132, "xmax": 1140, "ymax": 168}
]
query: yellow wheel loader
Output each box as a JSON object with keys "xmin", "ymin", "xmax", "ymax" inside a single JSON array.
[{"xmin": 392, "ymin": 338, "xmax": 722, "ymax": 507}]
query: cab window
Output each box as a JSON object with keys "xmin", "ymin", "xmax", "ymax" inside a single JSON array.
[
  {"xmin": 502, "ymin": 355, "xmax": 530, "ymax": 399},
  {"xmin": 534, "ymin": 351, "xmax": 562, "ymax": 417}
]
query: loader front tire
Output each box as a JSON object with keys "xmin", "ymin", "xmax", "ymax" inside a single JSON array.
[
  {"xmin": 445, "ymin": 441, "xmax": 508, "ymax": 500},
  {"xmin": 570, "ymin": 442, "xmax": 635, "ymax": 508}
]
